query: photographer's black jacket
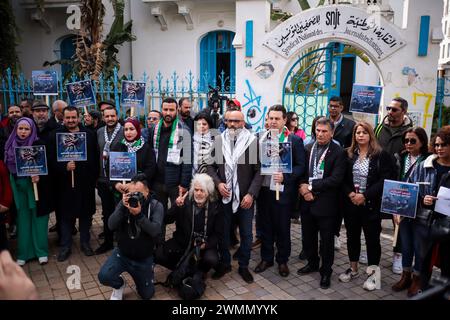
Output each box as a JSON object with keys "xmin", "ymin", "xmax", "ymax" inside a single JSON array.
[
  {"xmin": 108, "ymin": 196, "xmax": 164, "ymax": 260},
  {"xmin": 165, "ymin": 198, "xmax": 224, "ymax": 251}
]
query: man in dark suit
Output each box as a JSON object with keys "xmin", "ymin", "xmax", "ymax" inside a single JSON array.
[
  {"xmin": 328, "ymin": 96, "xmax": 355, "ymax": 149},
  {"xmin": 254, "ymin": 105, "xmax": 306, "ymax": 277},
  {"xmin": 207, "ymin": 110, "xmax": 263, "ymax": 284},
  {"xmin": 297, "ymin": 117, "xmax": 346, "ymax": 289}
]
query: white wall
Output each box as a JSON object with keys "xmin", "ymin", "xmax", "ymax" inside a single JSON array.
[
  {"xmin": 129, "ymin": 1, "xmax": 236, "ymax": 79},
  {"xmin": 13, "ymin": 0, "xmax": 132, "ymax": 78},
  {"xmin": 234, "ymin": 0, "xmax": 442, "ymax": 136}
]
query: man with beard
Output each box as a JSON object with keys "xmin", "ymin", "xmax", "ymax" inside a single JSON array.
[
  {"xmin": 48, "ymin": 106, "xmax": 99, "ymax": 261},
  {"xmin": 207, "ymin": 110, "xmax": 263, "ymax": 284},
  {"xmin": 178, "ymin": 97, "xmax": 194, "ymax": 133},
  {"xmin": 19, "ymin": 98, "xmax": 33, "ymax": 118},
  {"xmin": 31, "ymin": 101, "xmax": 52, "ymax": 141},
  {"xmin": 0, "ymin": 105, "xmax": 23, "ymax": 161},
  {"xmin": 148, "ymin": 97, "xmax": 192, "ymax": 212},
  {"xmin": 95, "ymin": 106, "xmax": 124, "ymax": 254}
]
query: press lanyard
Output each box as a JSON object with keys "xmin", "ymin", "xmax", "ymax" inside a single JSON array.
[{"xmin": 310, "ymin": 142, "xmax": 329, "ymax": 179}]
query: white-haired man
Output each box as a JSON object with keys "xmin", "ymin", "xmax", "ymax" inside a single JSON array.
[{"xmin": 155, "ymin": 173, "xmax": 223, "ymax": 276}]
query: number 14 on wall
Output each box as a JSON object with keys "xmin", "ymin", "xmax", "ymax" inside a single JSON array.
[{"xmin": 245, "ymin": 60, "xmax": 252, "ymax": 68}]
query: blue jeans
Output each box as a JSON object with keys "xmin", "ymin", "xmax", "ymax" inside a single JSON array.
[
  {"xmin": 399, "ymin": 218, "xmax": 428, "ymax": 274},
  {"xmin": 221, "ymin": 202, "xmax": 254, "ymax": 268},
  {"xmin": 98, "ymin": 248, "xmax": 155, "ymax": 300}
]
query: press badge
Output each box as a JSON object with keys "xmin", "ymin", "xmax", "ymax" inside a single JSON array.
[{"xmin": 167, "ymin": 148, "xmax": 181, "ymax": 164}]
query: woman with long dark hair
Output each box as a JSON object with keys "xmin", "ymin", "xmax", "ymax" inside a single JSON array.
[
  {"xmin": 286, "ymin": 111, "xmax": 306, "ymax": 141},
  {"xmin": 338, "ymin": 121, "xmax": 396, "ymax": 290},
  {"xmin": 392, "ymin": 127, "xmax": 429, "ymax": 297}
]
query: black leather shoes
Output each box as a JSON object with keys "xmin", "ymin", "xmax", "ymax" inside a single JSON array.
[
  {"xmin": 320, "ymin": 274, "xmax": 331, "ymax": 289},
  {"xmin": 94, "ymin": 242, "xmax": 113, "ymax": 255},
  {"xmin": 57, "ymin": 247, "xmax": 72, "ymax": 262},
  {"xmin": 297, "ymin": 264, "xmax": 319, "ymax": 275},
  {"xmin": 80, "ymin": 243, "xmax": 94, "ymax": 256},
  {"xmin": 278, "ymin": 263, "xmax": 290, "ymax": 277},
  {"xmin": 238, "ymin": 267, "xmax": 254, "ymax": 284},
  {"xmin": 254, "ymin": 261, "xmax": 274, "ymax": 273},
  {"xmin": 212, "ymin": 264, "xmax": 232, "ymax": 280}
]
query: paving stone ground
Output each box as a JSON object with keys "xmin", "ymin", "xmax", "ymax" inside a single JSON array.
[{"xmin": 9, "ymin": 205, "xmax": 435, "ymax": 300}]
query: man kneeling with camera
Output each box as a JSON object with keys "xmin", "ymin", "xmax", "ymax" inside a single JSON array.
[{"xmin": 98, "ymin": 174, "xmax": 164, "ymax": 300}]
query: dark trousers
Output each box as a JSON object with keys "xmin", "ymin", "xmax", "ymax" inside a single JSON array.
[
  {"xmin": 220, "ymin": 202, "xmax": 254, "ymax": 268},
  {"xmin": 98, "ymin": 248, "xmax": 155, "ymax": 300},
  {"xmin": 97, "ymin": 181, "xmax": 116, "ymax": 244},
  {"xmin": 301, "ymin": 208, "xmax": 336, "ymax": 277},
  {"xmin": 0, "ymin": 224, "xmax": 7, "ymax": 251},
  {"xmin": 344, "ymin": 206, "xmax": 381, "ymax": 266},
  {"xmin": 155, "ymin": 238, "xmax": 219, "ymax": 273},
  {"xmin": 60, "ymin": 213, "xmax": 91, "ymax": 249},
  {"xmin": 421, "ymin": 236, "xmax": 450, "ymax": 288},
  {"xmin": 258, "ymin": 188, "xmax": 291, "ymax": 264},
  {"xmin": 152, "ymin": 181, "xmax": 179, "ymax": 212}
]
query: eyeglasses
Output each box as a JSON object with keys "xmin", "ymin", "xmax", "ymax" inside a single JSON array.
[
  {"xmin": 434, "ymin": 143, "xmax": 448, "ymax": 148},
  {"xmin": 386, "ymin": 106, "xmax": 402, "ymax": 113},
  {"xmin": 404, "ymin": 138, "xmax": 417, "ymax": 145},
  {"xmin": 328, "ymin": 104, "xmax": 341, "ymax": 109},
  {"xmin": 226, "ymin": 119, "xmax": 242, "ymax": 124}
]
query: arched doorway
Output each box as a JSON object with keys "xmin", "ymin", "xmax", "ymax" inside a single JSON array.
[
  {"xmin": 60, "ymin": 35, "xmax": 76, "ymax": 79},
  {"xmin": 283, "ymin": 42, "xmax": 359, "ymax": 135},
  {"xmin": 199, "ymin": 30, "xmax": 236, "ymax": 92}
]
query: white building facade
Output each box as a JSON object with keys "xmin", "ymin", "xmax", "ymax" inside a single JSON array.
[{"xmin": 12, "ymin": 0, "xmax": 444, "ymax": 134}]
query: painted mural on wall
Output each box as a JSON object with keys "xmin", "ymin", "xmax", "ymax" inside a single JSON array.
[
  {"xmin": 264, "ymin": 5, "xmax": 405, "ymax": 61},
  {"xmin": 402, "ymin": 67, "xmax": 419, "ymax": 86},
  {"xmin": 242, "ymin": 79, "xmax": 268, "ymax": 133}
]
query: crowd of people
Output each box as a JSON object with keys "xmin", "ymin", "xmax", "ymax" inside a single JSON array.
[{"xmin": 0, "ymin": 94, "xmax": 449, "ymax": 300}]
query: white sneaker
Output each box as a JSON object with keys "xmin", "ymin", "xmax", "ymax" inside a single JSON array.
[
  {"xmin": 334, "ymin": 236, "xmax": 341, "ymax": 250},
  {"xmin": 392, "ymin": 254, "xmax": 403, "ymax": 274},
  {"xmin": 339, "ymin": 268, "xmax": 359, "ymax": 283},
  {"xmin": 359, "ymin": 252, "xmax": 368, "ymax": 264},
  {"xmin": 38, "ymin": 257, "xmax": 48, "ymax": 265},
  {"xmin": 16, "ymin": 259, "xmax": 26, "ymax": 266},
  {"xmin": 110, "ymin": 281, "xmax": 126, "ymax": 300}
]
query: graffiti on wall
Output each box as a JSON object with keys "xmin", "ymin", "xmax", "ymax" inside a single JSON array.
[
  {"xmin": 394, "ymin": 92, "xmax": 433, "ymax": 129},
  {"xmin": 401, "ymin": 67, "xmax": 419, "ymax": 86},
  {"xmin": 242, "ymin": 79, "xmax": 268, "ymax": 132}
]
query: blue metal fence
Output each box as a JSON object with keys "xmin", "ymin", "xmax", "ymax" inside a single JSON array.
[{"xmin": 1, "ymin": 67, "xmax": 235, "ymax": 120}]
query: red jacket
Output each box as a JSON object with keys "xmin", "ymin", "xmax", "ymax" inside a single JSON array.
[{"xmin": 0, "ymin": 160, "xmax": 12, "ymax": 210}]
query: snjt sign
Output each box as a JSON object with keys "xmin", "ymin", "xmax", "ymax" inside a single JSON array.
[{"xmin": 264, "ymin": 5, "xmax": 406, "ymax": 61}]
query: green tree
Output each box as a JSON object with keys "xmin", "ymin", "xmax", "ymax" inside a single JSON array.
[{"xmin": 0, "ymin": 0, "xmax": 20, "ymax": 74}]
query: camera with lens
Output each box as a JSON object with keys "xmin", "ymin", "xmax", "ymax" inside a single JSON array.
[
  {"xmin": 207, "ymin": 86, "xmax": 227, "ymax": 113},
  {"xmin": 193, "ymin": 232, "xmax": 207, "ymax": 246},
  {"xmin": 128, "ymin": 191, "xmax": 145, "ymax": 208}
]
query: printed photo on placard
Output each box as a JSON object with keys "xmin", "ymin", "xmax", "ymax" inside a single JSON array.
[
  {"xmin": 15, "ymin": 145, "xmax": 48, "ymax": 176},
  {"xmin": 381, "ymin": 179, "xmax": 419, "ymax": 218},
  {"xmin": 32, "ymin": 70, "xmax": 58, "ymax": 96},
  {"xmin": 349, "ymin": 84, "xmax": 383, "ymax": 115},
  {"xmin": 109, "ymin": 152, "xmax": 137, "ymax": 181},
  {"xmin": 261, "ymin": 141, "xmax": 292, "ymax": 175},
  {"xmin": 121, "ymin": 80, "xmax": 146, "ymax": 108},
  {"xmin": 65, "ymin": 80, "xmax": 96, "ymax": 107},
  {"xmin": 56, "ymin": 132, "xmax": 87, "ymax": 162}
]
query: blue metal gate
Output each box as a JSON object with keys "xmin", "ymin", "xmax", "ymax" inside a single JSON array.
[{"xmin": 282, "ymin": 45, "xmax": 336, "ymax": 136}]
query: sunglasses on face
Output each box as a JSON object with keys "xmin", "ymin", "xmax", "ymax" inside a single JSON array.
[
  {"xmin": 434, "ymin": 143, "xmax": 448, "ymax": 148},
  {"xmin": 386, "ymin": 106, "xmax": 402, "ymax": 113},
  {"xmin": 404, "ymin": 138, "xmax": 417, "ymax": 145}
]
